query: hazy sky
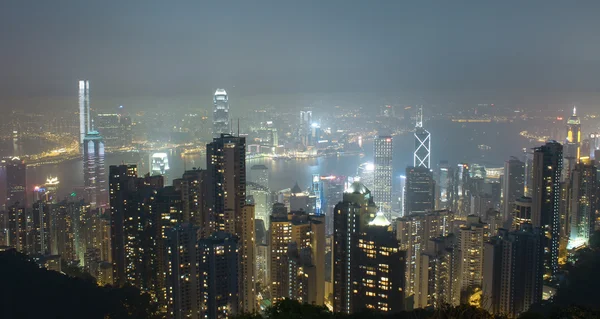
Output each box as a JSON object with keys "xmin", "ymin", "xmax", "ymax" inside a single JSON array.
[{"xmin": 1, "ymin": 1, "xmax": 600, "ymax": 98}]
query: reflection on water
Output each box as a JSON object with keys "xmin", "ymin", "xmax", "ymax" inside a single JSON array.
[{"xmin": 18, "ymin": 120, "xmax": 534, "ymax": 199}]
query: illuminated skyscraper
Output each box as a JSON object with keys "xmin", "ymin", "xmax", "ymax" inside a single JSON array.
[
  {"xmin": 79, "ymin": 80, "xmax": 91, "ymax": 149},
  {"xmin": 531, "ymin": 141, "xmax": 562, "ymax": 280},
  {"xmin": 502, "ymin": 157, "xmax": 525, "ymax": 223},
  {"xmin": 457, "ymin": 216, "xmax": 489, "ymax": 302},
  {"xmin": 404, "ymin": 166, "xmax": 435, "ymax": 216},
  {"xmin": 249, "ymin": 164, "xmax": 269, "ymax": 188},
  {"xmin": 453, "ymin": 164, "xmax": 471, "ymax": 217},
  {"xmin": 83, "ymin": 131, "xmax": 106, "ymax": 208},
  {"xmin": 414, "ymin": 105, "xmax": 431, "ymax": 168},
  {"xmin": 333, "ymin": 182, "xmax": 378, "ymax": 314},
  {"xmin": 212, "ymin": 89, "xmax": 230, "ymax": 137},
  {"xmin": 95, "ymin": 113, "xmax": 121, "ymax": 147},
  {"xmin": 374, "ymin": 135, "xmax": 393, "ymax": 219},
  {"xmin": 6, "ymin": 157, "xmax": 26, "ymax": 208},
  {"xmin": 568, "ymin": 158, "xmax": 597, "ymax": 249},
  {"xmin": 205, "ymin": 134, "xmax": 255, "ymax": 313},
  {"xmin": 437, "ymin": 161, "xmax": 452, "ymax": 210},
  {"xmin": 299, "ymin": 110, "xmax": 313, "ymax": 146},
  {"xmin": 564, "ymin": 106, "xmax": 581, "ymax": 176},
  {"xmin": 590, "ymin": 133, "xmax": 600, "ymax": 159}
]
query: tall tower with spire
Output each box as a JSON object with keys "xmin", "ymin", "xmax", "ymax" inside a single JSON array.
[
  {"xmin": 414, "ymin": 105, "xmax": 431, "ymax": 168},
  {"xmin": 564, "ymin": 106, "xmax": 581, "ymax": 178}
]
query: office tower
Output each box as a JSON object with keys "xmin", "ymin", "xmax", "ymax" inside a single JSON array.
[
  {"xmin": 213, "ymin": 89, "xmax": 230, "ymax": 137},
  {"xmin": 457, "ymin": 216, "xmax": 489, "ymax": 302},
  {"xmin": 299, "ymin": 110, "xmax": 313, "ymax": 146},
  {"xmin": 471, "ymin": 193, "xmax": 493, "ymax": 217},
  {"xmin": 120, "ymin": 115, "xmax": 133, "ymax": 146},
  {"xmin": 198, "ymin": 232, "xmax": 239, "ymax": 319},
  {"xmin": 512, "ymin": 197, "xmax": 533, "ymax": 230},
  {"xmin": 41, "ymin": 177, "xmax": 60, "ymax": 203},
  {"xmin": 6, "ymin": 157, "xmax": 26, "ymax": 208},
  {"xmin": 356, "ymin": 162, "xmax": 375, "ymax": 191},
  {"xmin": 437, "ymin": 161, "xmax": 452, "ymax": 210},
  {"xmin": 205, "ymin": 134, "xmax": 254, "ymax": 313},
  {"xmin": 415, "ymin": 235, "xmax": 459, "ymax": 308},
  {"xmin": 239, "ymin": 204, "xmax": 256, "ymax": 313},
  {"xmin": 502, "ymin": 157, "xmax": 525, "ymax": 223},
  {"xmin": 333, "ymin": 182, "xmax": 378, "ymax": 314},
  {"xmin": 374, "ymin": 135, "xmax": 393, "ymax": 219},
  {"xmin": 83, "ymin": 131, "xmax": 106, "ymax": 208},
  {"xmin": 249, "ymin": 164, "xmax": 269, "ymax": 188},
  {"xmin": 531, "ymin": 141, "xmax": 562, "ymax": 280},
  {"xmin": 453, "ymin": 163, "xmax": 471, "ymax": 217},
  {"xmin": 7, "ymin": 205, "xmax": 26, "ymax": 252},
  {"xmin": 568, "ymin": 158, "xmax": 597, "ymax": 248},
  {"xmin": 414, "ymin": 105, "xmax": 431, "ymax": 168},
  {"xmin": 290, "ymin": 182, "xmax": 310, "ymax": 212},
  {"xmin": 321, "ymin": 176, "xmax": 345, "ymax": 235},
  {"xmin": 30, "ymin": 201, "xmax": 52, "ymax": 255},
  {"xmin": 590, "ymin": 133, "xmax": 600, "ymax": 159},
  {"xmin": 247, "ymin": 182, "xmax": 271, "ymax": 234},
  {"xmin": 95, "ymin": 113, "xmax": 121, "ymax": 147},
  {"xmin": 404, "ymin": 166, "xmax": 435, "ymax": 216},
  {"xmin": 164, "ymin": 223, "xmax": 200, "ymax": 319},
  {"xmin": 51, "ymin": 201, "xmax": 78, "ymax": 262},
  {"xmin": 352, "ymin": 212, "xmax": 405, "ymax": 313},
  {"xmin": 483, "ymin": 225, "xmax": 544, "ymax": 317},
  {"xmin": 396, "ymin": 210, "xmax": 454, "ymax": 299},
  {"xmin": 79, "ymin": 80, "xmax": 91, "ymax": 148},
  {"xmin": 564, "ymin": 106, "xmax": 581, "ymax": 176},
  {"xmin": 311, "ymin": 174, "xmax": 324, "ymax": 216},
  {"xmin": 524, "ymin": 150, "xmax": 534, "ymax": 197}
]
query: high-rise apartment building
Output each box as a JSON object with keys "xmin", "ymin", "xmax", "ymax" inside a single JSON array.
[
  {"xmin": 198, "ymin": 232, "xmax": 240, "ymax": 319},
  {"xmin": 333, "ymin": 182, "xmax": 378, "ymax": 314},
  {"xmin": 374, "ymin": 135, "xmax": 393, "ymax": 219},
  {"xmin": 457, "ymin": 216, "xmax": 489, "ymax": 302},
  {"xmin": 404, "ymin": 166, "xmax": 435, "ymax": 216},
  {"xmin": 351, "ymin": 212, "xmax": 406, "ymax": 313},
  {"xmin": 205, "ymin": 134, "xmax": 254, "ymax": 313},
  {"xmin": 79, "ymin": 80, "xmax": 91, "ymax": 149},
  {"xmin": 6, "ymin": 157, "xmax": 26, "ymax": 208},
  {"xmin": 83, "ymin": 131, "xmax": 106, "ymax": 208},
  {"xmin": 483, "ymin": 225, "xmax": 544, "ymax": 317},
  {"xmin": 397, "ymin": 210, "xmax": 454, "ymax": 298},
  {"xmin": 531, "ymin": 141, "xmax": 562, "ymax": 280},
  {"xmin": 213, "ymin": 89, "xmax": 230, "ymax": 137},
  {"xmin": 568, "ymin": 158, "xmax": 597, "ymax": 248},
  {"xmin": 415, "ymin": 235, "xmax": 460, "ymax": 308},
  {"xmin": 502, "ymin": 157, "xmax": 525, "ymax": 223},
  {"xmin": 512, "ymin": 196, "xmax": 533, "ymax": 230}
]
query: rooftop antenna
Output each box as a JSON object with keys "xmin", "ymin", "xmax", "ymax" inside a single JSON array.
[
  {"xmin": 237, "ymin": 118, "xmax": 240, "ymax": 136},
  {"xmin": 573, "ymin": 105, "xmax": 577, "ymax": 116}
]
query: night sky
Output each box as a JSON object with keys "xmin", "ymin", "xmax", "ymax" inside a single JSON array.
[{"xmin": 1, "ymin": 1, "xmax": 600, "ymax": 99}]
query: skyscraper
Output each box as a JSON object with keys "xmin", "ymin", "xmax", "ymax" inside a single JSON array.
[
  {"xmin": 198, "ymin": 232, "xmax": 240, "ymax": 319},
  {"xmin": 95, "ymin": 113, "xmax": 121, "ymax": 147},
  {"xmin": 404, "ymin": 166, "xmax": 435, "ymax": 216},
  {"xmin": 564, "ymin": 106, "xmax": 581, "ymax": 175},
  {"xmin": 414, "ymin": 105, "xmax": 431, "ymax": 168},
  {"xmin": 512, "ymin": 196, "xmax": 533, "ymax": 230},
  {"xmin": 205, "ymin": 134, "xmax": 254, "ymax": 313},
  {"xmin": 415, "ymin": 234, "xmax": 459, "ymax": 308},
  {"xmin": 531, "ymin": 141, "xmax": 562, "ymax": 280},
  {"xmin": 354, "ymin": 212, "xmax": 405, "ymax": 313},
  {"xmin": 457, "ymin": 216, "xmax": 489, "ymax": 302},
  {"xmin": 83, "ymin": 131, "xmax": 106, "ymax": 208},
  {"xmin": 568, "ymin": 158, "xmax": 597, "ymax": 249},
  {"xmin": 437, "ymin": 161, "xmax": 452, "ymax": 210},
  {"xmin": 79, "ymin": 80, "xmax": 91, "ymax": 149},
  {"xmin": 333, "ymin": 182, "xmax": 378, "ymax": 314},
  {"xmin": 6, "ymin": 157, "xmax": 26, "ymax": 208},
  {"xmin": 453, "ymin": 163, "xmax": 471, "ymax": 217},
  {"xmin": 212, "ymin": 89, "xmax": 230, "ymax": 137},
  {"xmin": 483, "ymin": 225, "xmax": 544, "ymax": 317},
  {"xmin": 502, "ymin": 157, "xmax": 525, "ymax": 223},
  {"xmin": 299, "ymin": 110, "xmax": 313, "ymax": 146},
  {"xmin": 374, "ymin": 135, "xmax": 393, "ymax": 219}
]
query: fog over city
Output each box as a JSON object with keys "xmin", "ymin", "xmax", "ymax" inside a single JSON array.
[{"xmin": 1, "ymin": 1, "xmax": 600, "ymax": 319}]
